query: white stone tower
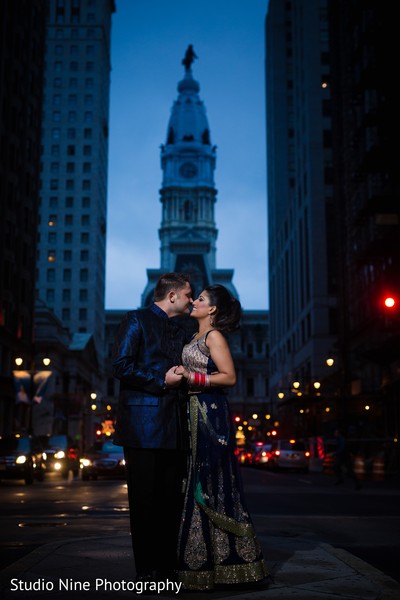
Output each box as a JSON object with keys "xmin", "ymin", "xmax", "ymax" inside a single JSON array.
[{"xmin": 142, "ymin": 46, "xmax": 237, "ymax": 305}]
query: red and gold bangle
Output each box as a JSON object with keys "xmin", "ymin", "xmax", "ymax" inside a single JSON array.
[{"xmin": 188, "ymin": 372, "xmax": 211, "ymax": 388}]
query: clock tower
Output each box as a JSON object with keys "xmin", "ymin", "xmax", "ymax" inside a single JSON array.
[{"xmin": 142, "ymin": 47, "xmax": 237, "ymax": 305}]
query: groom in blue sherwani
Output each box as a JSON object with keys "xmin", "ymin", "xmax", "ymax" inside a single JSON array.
[{"xmin": 112, "ymin": 273, "xmax": 194, "ymax": 583}]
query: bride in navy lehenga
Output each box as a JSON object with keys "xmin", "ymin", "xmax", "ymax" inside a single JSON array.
[{"xmin": 171, "ymin": 285, "xmax": 268, "ymax": 591}]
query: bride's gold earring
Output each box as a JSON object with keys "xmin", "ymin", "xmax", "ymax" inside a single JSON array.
[{"xmin": 209, "ymin": 314, "xmax": 214, "ymax": 326}]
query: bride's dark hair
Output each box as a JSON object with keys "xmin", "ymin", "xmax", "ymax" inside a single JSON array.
[{"xmin": 204, "ymin": 285, "xmax": 241, "ymax": 332}]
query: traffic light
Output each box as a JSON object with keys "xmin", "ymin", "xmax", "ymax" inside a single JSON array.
[{"xmin": 383, "ymin": 295, "xmax": 396, "ymax": 309}]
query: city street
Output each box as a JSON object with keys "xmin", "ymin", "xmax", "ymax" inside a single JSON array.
[{"xmin": 1, "ymin": 467, "xmax": 399, "ymax": 583}]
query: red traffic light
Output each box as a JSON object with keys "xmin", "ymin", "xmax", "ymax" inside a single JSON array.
[{"xmin": 383, "ymin": 296, "xmax": 396, "ymax": 309}]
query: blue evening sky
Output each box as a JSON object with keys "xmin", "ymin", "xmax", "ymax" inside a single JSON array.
[{"xmin": 105, "ymin": 0, "xmax": 269, "ymax": 310}]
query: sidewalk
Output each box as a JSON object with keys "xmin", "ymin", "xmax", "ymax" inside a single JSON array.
[{"xmin": 1, "ymin": 517, "xmax": 399, "ymax": 600}]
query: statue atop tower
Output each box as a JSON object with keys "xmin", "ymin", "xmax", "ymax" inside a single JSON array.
[{"xmin": 182, "ymin": 44, "xmax": 198, "ymax": 71}]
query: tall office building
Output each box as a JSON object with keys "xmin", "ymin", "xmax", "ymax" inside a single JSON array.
[
  {"xmin": 266, "ymin": 0, "xmax": 338, "ymax": 420},
  {"xmin": 0, "ymin": 1, "xmax": 47, "ymax": 434},
  {"xmin": 328, "ymin": 2, "xmax": 399, "ymax": 438},
  {"xmin": 37, "ymin": 0, "xmax": 115, "ymax": 367}
]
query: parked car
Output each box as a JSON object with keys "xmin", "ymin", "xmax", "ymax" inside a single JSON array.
[
  {"xmin": 252, "ymin": 442, "xmax": 272, "ymax": 467},
  {"xmin": 40, "ymin": 435, "xmax": 80, "ymax": 479},
  {"xmin": 80, "ymin": 440, "xmax": 126, "ymax": 480},
  {"xmin": 0, "ymin": 435, "xmax": 46, "ymax": 484},
  {"xmin": 266, "ymin": 439, "xmax": 310, "ymax": 471}
]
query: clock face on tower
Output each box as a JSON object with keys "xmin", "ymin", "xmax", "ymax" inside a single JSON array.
[{"xmin": 179, "ymin": 162, "xmax": 198, "ymax": 179}]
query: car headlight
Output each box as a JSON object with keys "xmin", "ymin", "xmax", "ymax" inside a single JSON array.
[
  {"xmin": 54, "ymin": 451, "xmax": 65, "ymax": 459},
  {"xmin": 119, "ymin": 459, "xmax": 126, "ymax": 466},
  {"xmin": 16, "ymin": 455, "xmax": 27, "ymax": 464},
  {"xmin": 80, "ymin": 458, "xmax": 92, "ymax": 468}
]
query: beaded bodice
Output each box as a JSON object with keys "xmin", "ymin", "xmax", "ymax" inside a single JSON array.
[{"xmin": 182, "ymin": 331, "xmax": 216, "ymax": 374}]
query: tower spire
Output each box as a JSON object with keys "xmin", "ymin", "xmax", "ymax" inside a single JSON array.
[{"xmin": 141, "ymin": 51, "xmax": 237, "ymax": 306}]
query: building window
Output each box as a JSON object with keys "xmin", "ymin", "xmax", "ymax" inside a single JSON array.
[
  {"xmin": 84, "ymin": 94, "xmax": 93, "ymax": 106},
  {"xmin": 53, "ymin": 94, "xmax": 61, "ymax": 105},
  {"xmin": 51, "ymin": 144, "xmax": 60, "ymax": 156},
  {"xmin": 81, "ymin": 214, "xmax": 90, "ymax": 226},
  {"xmin": 70, "ymin": 44, "xmax": 78, "ymax": 55},
  {"xmin": 69, "ymin": 77, "xmax": 78, "ymax": 88},
  {"xmin": 50, "ymin": 180, "xmax": 59, "ymax": 190},
  {"xmin": 52, "ymin": 111, "xmax": 61, "ymax": 122},
  {"xmin": 80, "ymin": 269, "xmax": 88, "ymax": 282},
  {"xmin": 49, "ymin": 197, "xmax": 58, "ymax": 208},
  {"xmin": 48, "ymin": 215, "xmax": 57, "ymax": 226},
  {"xmin": 79, "ymin": 308, "xmax": 87, "ymax": 320},
  {"xmin": 52, "ymin": 128, "xmax": 61, "ymax": 140},
  {"xmin": 67, "ymin": 145, "xmax": 75, "ymax": 156},
  {"xmin": 68, "ymin": 111, "xmax": 77, "ymax": 123},
  {"xmin": 50, "ymin": 162, "xmax": 59, "ymax": 173},
  {"xmin": 66, "ymin": 179, "xmax": 74, "ymax": 190},
  {"xmin": 65, "ymin": 214, "xmax": 73, "ymax": 226},
  {"xmin": 64, "ymin": 250, "xmax": 72, "ymax": 261},
  {"xmin": 54, "ymin": 61, "xmax": 62, "ymax": 72},
  {"xmin": 68, "ymin": 94, "xmax": 77, "ymax": 106},
  {"xmin": 48, "ymin": 232, "xmax": 57, "ymax": 244},
  {"xmin": 79, "ymin": 288, "xmax": 88, "ymax": 301},
  {"xmin": 62, "ymin": 308, "xmax": 70, "ymax": 320},
  {"xmin": 84, "ymin": 128, "xmax": 92, "ymax": 139},
  {"xmin": 63, "ymin": 269, "xmax": 71, "ymax": 282},
  {"xmin": 53, "ymin": 78, "xmax": 62, "ymax": 88},
  {"xmin": 67, "ymin": 128, "xmax": 76, "ymax": 139},
  {"xmin": 85, "ymin": 78, "xmax": 94, "ymax": 89},
  {"xmin": 65, "ymin": 196, "xmax": 74, "ymax": 207},
  {"xmin": 46, "ymin": 289, "xmax": 55, "ymax": 302},
  {"xmin": 83, "ymin": 145, "xmax": 91, "ymax": 156},
  {"xmin": 84, "ymin": 111, "xmax": 93, "ymax": 122},
  {"xmin": 82, "ymin": 197, "xmax": 90, "ymax": 207},
  {"xmin": 47, "ymin": 269, "xmax": 55, "ymax": 282},
  {"xmin": 64, "ymin": 232, "xmax": 72, "ymax": 243},
  {"xmin": 81, "ymin": 232, "xmax": 89, "ymax": 243},
  {"xmin": 80, "ymin": 250, "xmax": 89, "ymax": 261},
  {"xmin": 66, "ymin": 162, "xmax": 75, "ymax": 173},
  {"xmin": 83, "ymin": 162, "xmax": 91, "ymax": 173},
  {"xmin": 70, "ymin": 61, "xmax": 79, "ymax": 71},
  {"xmin": 62, "ymin": 289, "xmax": 71, "ymax": 301},
  {"xmin": 82, "ymin": 180, "xmax": 91, "ymax": 190},
  {"xmin": 47, "ymin": 250, "xmax": 56, "ymax": 262}
]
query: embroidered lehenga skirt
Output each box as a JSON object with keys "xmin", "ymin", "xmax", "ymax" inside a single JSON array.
[{"xmin": 177, "ymin": 334, "xmax": 268, "ymax": 590}]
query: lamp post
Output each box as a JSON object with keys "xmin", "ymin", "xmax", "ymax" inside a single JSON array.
[{"xmin": 13, "ymin": 356, "xmax": 52, "ymax": 435}]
